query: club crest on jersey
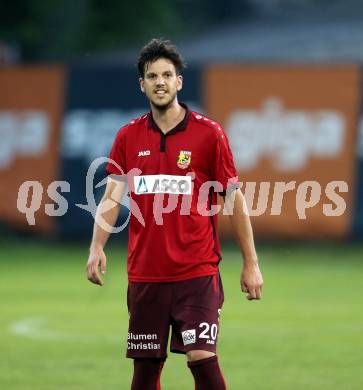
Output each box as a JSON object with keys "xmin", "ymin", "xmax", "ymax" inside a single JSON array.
[{"xmin": 177, "ymin": 150, "xmax": 191, "ymax": 169}]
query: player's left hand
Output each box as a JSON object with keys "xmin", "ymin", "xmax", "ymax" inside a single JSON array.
[
  {"xmin": 86, "ymin": 245, "xmax": 107, "ymax": 286},
  {"xmin": 241, "ymin": 261, "xmax": 263, "ymax": 300}
]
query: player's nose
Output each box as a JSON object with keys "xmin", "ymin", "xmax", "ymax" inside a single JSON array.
[{"xmin": 156, "ymin": 75, "xmax": 165, "ymax": 86}]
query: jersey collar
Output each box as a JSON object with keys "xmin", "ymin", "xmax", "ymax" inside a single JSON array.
[{"xmin": 147, "ymin": 102, "xmax": 190, "ymax": 135}]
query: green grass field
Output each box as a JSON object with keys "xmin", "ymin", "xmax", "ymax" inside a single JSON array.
[{"xmin": 1, "ymin": 240, "xmax": 363, "ymax": 389}]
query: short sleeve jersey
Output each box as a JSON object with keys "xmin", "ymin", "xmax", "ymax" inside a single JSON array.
[{"xmin": 106, "ymin": 103, "xmax": 239, "ymax": 282}]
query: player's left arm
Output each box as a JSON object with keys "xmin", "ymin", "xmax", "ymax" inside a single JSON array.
[{"xmin": 225, "ymin": 188, "xmax": 263, "ymax": 300}]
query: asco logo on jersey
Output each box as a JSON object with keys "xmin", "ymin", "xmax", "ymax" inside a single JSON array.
[
  {"xmin": 177, "ymin": 150, "xmax": 192, "ymax": 169},
  {"xmin": 134, "ymin": 175, "xmax": 192, "ymax": 195}
]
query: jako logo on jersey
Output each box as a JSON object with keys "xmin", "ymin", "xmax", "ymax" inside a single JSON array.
[
  {"xmin": 134, "ymin": 175, "xmax": 192, "ymax": 195},
  {"xmin": 177, "ymin": 150, "xmax": 192, "ymax": 169},
  {"xmin": 138, "ymin": 150, "xmax": 150, "ymax": 157},
  {"xmin": 182, "ymin": 329, "xmax": 196, "ymax": 346}
]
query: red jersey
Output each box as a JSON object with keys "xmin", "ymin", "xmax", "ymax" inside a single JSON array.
[{"xmin": 106, "ymin": 103, "xmax": 239, "ymax": 282}]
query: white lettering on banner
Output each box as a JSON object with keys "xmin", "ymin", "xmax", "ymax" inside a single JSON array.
[
  {"xmin": 0, "ymin": 111, "xmax": 49, "ymax": 168},
  {"xmin": 134, "ymin": 175, "xmax": 192, "ymax": 195},
  {"xmin": 61, "ymin": 109, "xmax": 145, "ymax": 162},
  {"xmin": 226, "ymin": 98, "xmax": 345, "ymax": 171}
]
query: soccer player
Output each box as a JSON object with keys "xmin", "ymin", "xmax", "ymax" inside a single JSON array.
[{"xmin": 86, "ymin": 38, "xmax": 263, "ymax": 390}]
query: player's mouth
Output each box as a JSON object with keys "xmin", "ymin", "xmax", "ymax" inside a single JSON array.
[{"xmin": 154, "ymin": 89, "xmax": 167, "ymax": 96}]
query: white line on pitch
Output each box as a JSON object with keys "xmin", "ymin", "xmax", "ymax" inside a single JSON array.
[{"xmin": 9, "ymin": 317, "xmax": 120, "ymax": 343}]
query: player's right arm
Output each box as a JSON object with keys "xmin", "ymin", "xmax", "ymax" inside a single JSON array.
[{"xmin": 86, "ymin": 176, "xmax": 127, "ymax": 286}]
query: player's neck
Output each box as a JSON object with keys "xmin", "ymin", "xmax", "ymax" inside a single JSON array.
[{"xmin": 151, "ymin": 100, "xmax": 185, "ymax": 134}]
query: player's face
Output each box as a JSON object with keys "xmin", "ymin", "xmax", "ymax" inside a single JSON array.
[{"xmin": 140, "ymin": 58, "xmax": 183, "ymax": 110}]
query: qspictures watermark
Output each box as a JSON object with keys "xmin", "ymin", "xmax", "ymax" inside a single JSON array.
[{"xmin": 16, "ymin": 157, "xmax": 349, "ymax": 232}]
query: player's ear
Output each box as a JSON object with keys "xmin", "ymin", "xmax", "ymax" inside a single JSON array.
[
  {"xmin": 177, "ymin": 75, "xmax": 183, "ymax": 92},
  {"xmin": 139, "ymin": 77, "xmax": 145, "ymax": 93}
]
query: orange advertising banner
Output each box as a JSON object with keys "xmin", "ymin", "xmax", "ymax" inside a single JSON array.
[
  {"xmin": 205, "ymin": 66, "xmax": 360, "ymax": 239},
  {"xmin": 0, "ymin": 66, "xmax": 65, "ymax": 234}
]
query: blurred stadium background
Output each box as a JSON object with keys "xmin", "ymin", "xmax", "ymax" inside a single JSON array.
[{"xmin": 1, "ymin": 0, "xmax": 363, "ymax": 389}]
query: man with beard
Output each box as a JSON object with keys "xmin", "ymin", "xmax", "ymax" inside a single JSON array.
[{"xmin": 86, "ymin": 38, "xmax": 263, "ymax": 390}]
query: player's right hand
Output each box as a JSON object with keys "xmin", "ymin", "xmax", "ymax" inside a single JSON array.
[
  {"xmin": 86, "ymin": 245, "xmax": 107, "ymax": 286},
  {"xmin": 241, "ymin": 261, "xmax": 263, "ymax": 300}
]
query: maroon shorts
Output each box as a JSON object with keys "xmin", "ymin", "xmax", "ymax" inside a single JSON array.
[{"xmin": 126, "ymin": 273, "xmax": 224, "ymax": 359}]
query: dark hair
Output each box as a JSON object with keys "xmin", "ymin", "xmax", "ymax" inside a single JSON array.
[{"xmin": 137, "ymin": 38, "xmax": 186, "ymax": 78}]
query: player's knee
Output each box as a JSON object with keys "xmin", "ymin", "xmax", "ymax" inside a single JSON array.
[
  {"xmin": 187, "ymin": 350, "xmax": 215, "ymax": 362},
  {"xmin": 131, "ymin": 358, "xmax": 164, "ymax": 390},
  {"xmin": 133, "ymin": 357, "xmax": 165, "ymax": 373}
]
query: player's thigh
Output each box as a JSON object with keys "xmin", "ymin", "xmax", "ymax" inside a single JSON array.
[
  {"xmin": 170, "ymin": 273, "xmax": 224, "ymax": 355},
  {"xmin": 127, "ymin": 282, "xmax": 172, "ymax": 359}
]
